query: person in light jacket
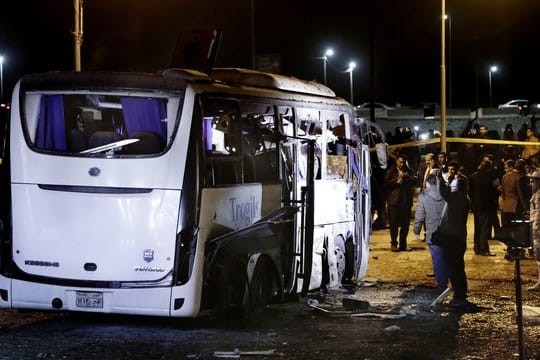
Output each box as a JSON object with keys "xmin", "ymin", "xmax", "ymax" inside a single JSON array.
[{"xmin": 413, "ymin": 172, "xmax": 448, "ymax": 292}]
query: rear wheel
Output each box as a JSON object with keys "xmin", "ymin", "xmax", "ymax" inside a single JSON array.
[
  {"xmin": 245, "ymin": 257, "xmax": 273, "ymax": 317},
  {"xmin": 334, "ymin": 235, "xmax": 346, "ymax": 284}
]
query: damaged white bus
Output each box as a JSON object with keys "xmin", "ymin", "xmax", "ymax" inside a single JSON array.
[{"xmin": 0, "ymin": 67, "xmax": 371, "ymax": 317}]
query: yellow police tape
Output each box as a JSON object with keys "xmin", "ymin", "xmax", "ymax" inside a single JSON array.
[{"xmin": 377, "ymin": 137, "xmax": 540, "ymax": 152}]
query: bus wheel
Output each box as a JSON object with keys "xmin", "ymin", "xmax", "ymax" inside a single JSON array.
[
  {"xmin": 334, "ymin": 236, "xmax": 346, "ymax": 284},
  {"xmin": 245, "ymin": 257, "xmax": 272, "ymax": 317},
  {"xmin": 216, "ymin": 256, "xmax": 247, "ymax": 313}
]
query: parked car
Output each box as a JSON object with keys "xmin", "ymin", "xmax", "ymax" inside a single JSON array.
[
  {"xmin": 498, "ymin": 99, "xmax": 530, "ymax": 115},
  {"xmin": 498, "ymin": 99, "xmax": 528, "ymax": 109},
  {"xmin": 356, "ymin": 102, "xmax": 394, "ymax": 110}
]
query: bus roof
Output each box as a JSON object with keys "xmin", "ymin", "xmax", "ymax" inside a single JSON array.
[
  {"xmin": 209, "ymin": 68, "xmax": 336, "ymax": 97},
  {"xmin": 19, "ymin": 68, "xmax": 338, "ymax": 99}
]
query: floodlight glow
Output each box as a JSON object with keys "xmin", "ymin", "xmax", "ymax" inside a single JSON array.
[{"xmin": 325, "ymin": 48, "xmax": 334, "ymax": 58}]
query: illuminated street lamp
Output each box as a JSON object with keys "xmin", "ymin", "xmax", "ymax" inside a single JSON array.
[
  {"xmin": 0, "ymin": 55, "xmax": 3, "ymax": 102},
  {"xmin": 346, "ymin": 61, "xmax": 356, "ymax": 104},
  {"xmin": 488, "ymin": 65, "xmax": 498, "ymax": 107},
  {"xmin": 322, "ymin": 48, "xmax": 334, "ymax": 85}
]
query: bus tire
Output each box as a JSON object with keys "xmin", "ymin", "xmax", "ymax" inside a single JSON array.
[
  {"xmin": 244, "ymin": 256, "xmax": 272, "ymax": 317},
  {"xmin": 334, "ymin": 235, "xmax": 346, "ymax": 284},
  {"xmin": 216, "ymin": 255, "xmax": 247, "ymax": 313}
]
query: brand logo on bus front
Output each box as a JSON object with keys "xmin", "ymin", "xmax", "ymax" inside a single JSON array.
[
  {"xmin": 24, "ymin": 259, "xmax": 60, "ymax": 267},
  {"xmin": 143, "ymin": 249, "xmax": 154, "ymax": 263}
]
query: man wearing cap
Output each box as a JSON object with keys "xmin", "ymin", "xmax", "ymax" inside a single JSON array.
[{"xmin": 527, "ymin": 169, "xmax": 540, "ymax": 291}]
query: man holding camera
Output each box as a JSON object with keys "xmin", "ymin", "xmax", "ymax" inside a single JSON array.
[{"xmin": 384, "ymin": 153, "xmax": 416, "ymax": 252}]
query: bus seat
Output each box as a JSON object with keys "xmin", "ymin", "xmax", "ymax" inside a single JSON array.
[
  {"xmin": 122, "ymin": 131, "xmax": 165, "ymax": 154},
  {"xmin": 88, "ymin": 131, "xmax": 125, "ymax": 148},
  {"xmin": 67, "ymin": 129, "xmax": 88, "ymax": 152}
]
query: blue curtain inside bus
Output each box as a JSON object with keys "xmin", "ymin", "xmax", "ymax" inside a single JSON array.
[
  {"xmin": 36, "ymin": 95, "xmax": 67, "ymax": 151},
  {"xmin": 120, "ymin": 98, "xmax": 167, "ymax": 140}
]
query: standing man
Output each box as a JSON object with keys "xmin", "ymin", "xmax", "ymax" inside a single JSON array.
[
  {"xmin": 522, "ymin": 128, "xmax": 540, "ymax": 167},
  {"xmin": 384, "ymin": 153, "xmax": 416, "ymax": 252},
  {"xmin": 438, "ymin": 151, "xmax": 449, "ymax": 175},
  {"xmin": 528, "ymin": 170, "xmax": 540, "ymax": 291},
  {"xmin": 436, "ymin": 169, "xmax": 480, "ymax": 312},
  {"xmin": 501, "ymin": 159, "xmax": 530, "ymax": 260},
  {"xmin": 418, "ymin": 153, "xmax": 439, "ymax": 191},
  {"xmin": 501, "ymin": 159, "xmax": 529, "ymax": 226},
  {"xmin": 413, "ymin": 172, "xmax": 448, "ymax": 292},
  {"xmin": 468, "ymin": 160, "xmax": 498, "ymax": 256}
]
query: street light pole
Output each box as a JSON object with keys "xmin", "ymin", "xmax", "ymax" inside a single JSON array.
[
  {"xmin": 489, "ymin": 65, "xmax": 498, "ymax": 107},
  {"xmin": 347, "ymin": 61, "xmax": 356, "ymax": 104},
  {"xmin": 440, "ymin": 0, "xmax": 447, "ymax": 153},
  {"xmin": 250, "ymin": 0, "xmax": 256, "ymax": 70},
  {"xmin": 445, "ymin": 14, "xmax": 452, "ymax": 109},
  {"xmin": 73, "ymin": 0, "xmax": 84, "ymax": 72},
  {"xmin": 322, "ymin": 48, "xmax": 334, "ymax": 85},
  {"xmin": 0, "ymin": 56, "xmax": 3, "ymax": 103}
]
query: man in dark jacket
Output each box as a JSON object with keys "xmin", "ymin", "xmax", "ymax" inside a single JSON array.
[
  {"xmin": 437, "ymin": 170, "xmax": 480, "ymax": 312},
  {"xmin": 468, "ymin": 160, "xmax": 498, "ymax": 256},
  {"xmin": 384, "ymin": 153, "xmax": 416, "ymax": 251}
]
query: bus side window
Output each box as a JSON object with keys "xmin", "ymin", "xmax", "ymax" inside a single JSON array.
[
  {"xmin": 206, "ymin": 127, "xmax": 242, "ymax": 185},
  {"xmin": 326, "ymin": 114, "xmax": 348, "ymax": 179},
  {"xmin": 201, "ymin": 100, "xmax": 242, "ymax": 186},
  {"xmin": 242, "ymin": 112, "xmax": 279, "ymax": 183}
]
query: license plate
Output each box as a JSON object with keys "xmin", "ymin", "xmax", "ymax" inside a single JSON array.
[{"xmin": 75, "ymin": 292, "xmax": 103, "ymax": 309}]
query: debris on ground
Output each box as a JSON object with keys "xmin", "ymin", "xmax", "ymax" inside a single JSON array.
[
  {"xmin": 383, "ymin": 325, "xmax": 402, "ymax": 336},
  {"xmin": 430, "ymin": 287, "xmax": 452, "ymax": 308},
  {"xmin": 351, "ymin": 312, "xmax": 407, "ymax": 319},
  {"xmin": 522, "ymin": 305, "xmax": 540, "ymax": 325},
  {"xmin": 214, "ymin": 349, "xmax": 278, "ymax": 358},
  {"xmin": 342, "ymin": 297, "xmax": 370, "ymax": 310}
]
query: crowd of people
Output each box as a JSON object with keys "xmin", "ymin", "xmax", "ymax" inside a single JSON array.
[{"xmin": 368, "ymin": 121, "xmax": 540, "ymax": 313}]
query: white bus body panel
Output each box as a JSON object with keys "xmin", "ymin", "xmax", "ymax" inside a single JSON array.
[
  {"xmin": 11, "ymin": 183, "xmax": 180, "ymax": 280},
  {"xmin": 9, "ymin": 280, "xmax": 173, "ymax": 316}
]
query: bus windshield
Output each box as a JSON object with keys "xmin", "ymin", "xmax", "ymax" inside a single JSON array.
[{"xmin": 21, "ymin": 91, "xmax": 183, "ymax": 156}]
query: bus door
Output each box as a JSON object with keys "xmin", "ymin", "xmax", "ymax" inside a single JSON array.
[{"xmin": 277, "ymin": 107, "xmax": 317, "ymax": 295}]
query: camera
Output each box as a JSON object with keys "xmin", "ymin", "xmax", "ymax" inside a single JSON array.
[{"xmin": 493, "ymin": 220, "xmax": 531, "ymax": 249}]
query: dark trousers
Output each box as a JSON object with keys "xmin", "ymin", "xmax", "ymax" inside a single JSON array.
[
  {"xmin": 473, "ymin": 211, "xmax": 491, "ymax": 254},
  {"xmin": 388, "ymin": 205, "xmax": 411, "ymax": 249},
  {"xmin": 501, "ymin": 211, "xmax": 517, "ymax": 227},
  {"xmin": 489, "ymin": 207, "xmax": 500, "ymax": 238},
  {"xmin": 444, "ymin": 245, "xmax": 468, "ymax": 301}
]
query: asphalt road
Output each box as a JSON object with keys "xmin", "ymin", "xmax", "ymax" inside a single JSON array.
[{"xmin": 0, "ymin": 213, "xmax": 539, "ymax": 359}]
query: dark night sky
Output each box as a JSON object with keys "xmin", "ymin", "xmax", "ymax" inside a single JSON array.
[{"xmin": 1, "ymin": 0, "xmax": 539, "ymax": 108}]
